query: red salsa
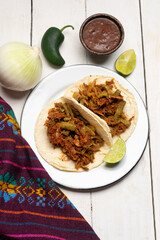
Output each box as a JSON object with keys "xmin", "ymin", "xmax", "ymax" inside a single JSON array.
[{"xmin": 82, "ymin": 17, "xmax": 122, "ymax": 53}]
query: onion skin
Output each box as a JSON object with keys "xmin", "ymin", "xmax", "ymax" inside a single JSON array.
[{"xmin": 0, "ymin": 42, "xmax": 42, "ymax": 91}]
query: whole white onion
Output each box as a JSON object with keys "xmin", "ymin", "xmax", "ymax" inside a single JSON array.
[{"xmin": 0, "ymin": 42, "xmax": 42, "ymax": 91}]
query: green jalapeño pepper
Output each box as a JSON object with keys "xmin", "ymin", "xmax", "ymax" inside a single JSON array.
[{"xmin": 41, "ymin": 25, "xmax": 74, "ymax": 67}]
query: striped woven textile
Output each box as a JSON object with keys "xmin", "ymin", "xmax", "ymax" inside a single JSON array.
[{"xmin": 0, "ymin": 97, "xmax": 100, "ymax": 240}]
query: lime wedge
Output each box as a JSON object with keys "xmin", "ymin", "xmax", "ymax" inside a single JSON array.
[
  {"xmin": 115, "ymin": 49, "xmax": 136, "ymax": 76},
  {"xmin": 103, "ymin": 138, "xmax": 126, "ymax": 164}
]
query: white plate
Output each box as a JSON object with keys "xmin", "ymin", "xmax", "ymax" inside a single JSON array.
[{"xmin": 21, "ymin": 64, "xmax": 149, "ymax": 190}]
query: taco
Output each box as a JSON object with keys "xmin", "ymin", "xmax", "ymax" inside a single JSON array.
[
  {"xmin": 65, "ymin": 75, "xmax": 138, "ymax": 142},
  {"xmin": 34, "ymin": 97, "xmax": 112, "ymax": 172}
]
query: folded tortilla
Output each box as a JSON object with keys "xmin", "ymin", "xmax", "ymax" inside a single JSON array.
[
  {"xmin": 34, "ymin": 97, "xmax": 112, "ymax": 172},
  {"xmin": 65, "ymin": 75, "xmax": 138, "ymax": 142}
]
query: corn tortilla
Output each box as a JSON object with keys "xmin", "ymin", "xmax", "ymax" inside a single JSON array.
[
  {"xmin": 34, "ymin": 97, "xmax": 112, "ymax": 172},
  {"xmin": 65, "ymin": 75, "xmax": 138, "ymax": 142}
]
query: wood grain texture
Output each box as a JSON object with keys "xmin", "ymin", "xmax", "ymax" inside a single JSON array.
[
  {"xmin": 0, "ymin": 0, "xmax": 31, "ymax": 123},
  {"xmin": 32, "ymin": 0, "xmax": 92, "ymax": 225},
  {"xmin": 0, "ymin": 1, "xmax": 157, "ymax": 239},
  {"xmin": 141, "ymin": 0, "xmax": 160, "ymax": 239},
  {"xmin": 32, "ymin": 0, "xmax": 87, "ymax": 78},
  {"xmin": 85, "ymin": 0, "xmax": 155, "ymax": 239}
]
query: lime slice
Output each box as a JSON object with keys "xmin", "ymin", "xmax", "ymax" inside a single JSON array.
[
  {"xmin": 115, "ymin": 49, "xmax": 136, "ymax": 76},
  {"xmin": 103, "ymin": 138, "xmax": 126, "ymax": 164}
]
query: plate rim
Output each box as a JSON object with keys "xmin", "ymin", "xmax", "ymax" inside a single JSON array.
[{"xmin": 20, "ymin": 64, "xmax": 149, "ymax": 190}]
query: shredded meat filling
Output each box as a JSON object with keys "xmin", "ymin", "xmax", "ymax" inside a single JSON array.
[
  {"xmin": 45, "ymin": 102, "xmax": 104, "ymax": 170},
  {"xmin": 73, "ymin": 79, "xmax": 133, "ymax": 137}
]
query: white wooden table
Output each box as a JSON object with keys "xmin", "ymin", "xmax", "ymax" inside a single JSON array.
[{"xmin": 0, "ymin": 0, "xmax": 159, "ymax": 239}]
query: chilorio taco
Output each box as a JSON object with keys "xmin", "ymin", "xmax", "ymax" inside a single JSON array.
[
  {"xmin": 34, "ymin": 97, "xmax": 112, "ymax": 172},
  {"xmin": 65, "ymin": 75, "xmax": 138, "ymax": 142}
]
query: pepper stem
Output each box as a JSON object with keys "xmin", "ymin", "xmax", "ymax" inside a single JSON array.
[{"xmin": 60, "ymin": 25, "xmax": 74, "ymax": 32}]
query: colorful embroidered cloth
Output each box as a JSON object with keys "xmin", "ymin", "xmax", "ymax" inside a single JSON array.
[{"xmin": 0, "ymin": 97, "xmax": 100, "ymax": 240}]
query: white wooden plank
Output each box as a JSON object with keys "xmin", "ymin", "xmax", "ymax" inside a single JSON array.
[
  {"xmin": 32, "ymin": 0, "xmax": 92, "ymax": 224},
  {"xmin": 91, "ymin": 150, "xmax": 154, "ymax": 240},
  {"xmin": 60, "ymin": 187, "xmax": 92, "ymax": 225},
  {"xmin": 32, "ymin": 0, "xmax": 87, "ymax": 78},
  {"xmin": 140, "ymin": 0, "xmax": 160, "ymax": 239},
  {"xmin": 0, "ymin": 1, "xmax": 155, "ymax": 240},
  {"xmin": 0, "ymin": 0, "xmax": 31, "ymax": 123},
  {"xmin": 86, "ymin": 0, "xmax": 145, "ymax": 100},
  {"xmin": 86, "ymin": 0, "xmax": 155, "ymax": 239}
]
